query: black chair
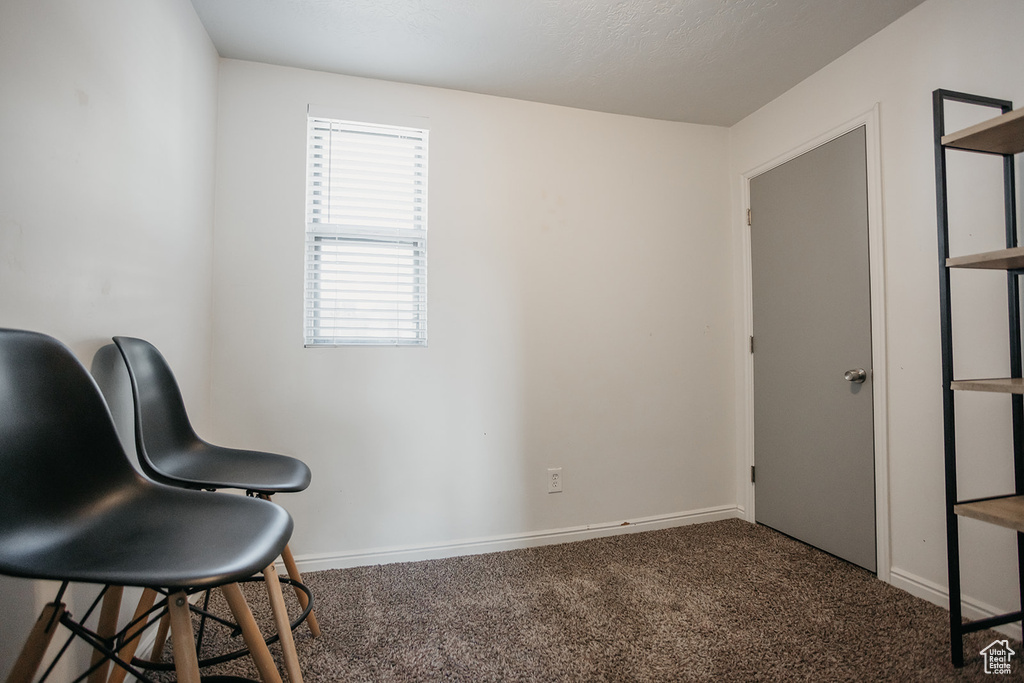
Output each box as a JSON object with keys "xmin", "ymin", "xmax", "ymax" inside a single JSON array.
[
  {"xmin": 0, "ymin": 328, "xmax": 295, "ymax": 683},
  {"xmin": 111, "ymin": 337, "xmax": 319, "ymax": 661}
]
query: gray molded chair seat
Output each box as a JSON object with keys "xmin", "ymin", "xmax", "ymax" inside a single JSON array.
[
  {"xmin": 112, "ymin": 336, "xmax": 311, "ymax": 495},
  {"xmin": 0, "ymin": 328, "xmax": 294, "ymax": 683},
  {"xmin": 0, "ymin": 482, "xmax": 289, "ymax": 590},
  {"xmin": 142, "ymin": 442, "xmax": 310, "ymax": 493}
]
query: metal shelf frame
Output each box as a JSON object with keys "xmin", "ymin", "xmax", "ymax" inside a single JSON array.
[{"xmin": 933, "ymin": 88, "xmax": 1024, "ymax": 667}]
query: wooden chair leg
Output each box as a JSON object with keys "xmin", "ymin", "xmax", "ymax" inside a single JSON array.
[
  {"xmin": 221, "ymin": 583, "xmax": 283, "ymax": 683},
  {"xmin": 86, "ymin": 585, "xmax": 123, "ymax": 683},
  {"xmin": 147, "ymin": 611, "xmax": 171, "ymax": 663},
  {"xmin": 168, "ymin": 590, "xmax": 201, "ymax": 683},
  {"xmin": 264, "ymin": 563, "xmax": 303, "ymax": 683},
  {"xmin": 6, "ymin": 602, "xmax": 66, "ymax": 683},
  {"xmin": 258, "ymin": 495, "xmax": 319, "ymax": 638},
  {"xmin": 281, "ymin": 544, "xmax": 320, "ymax": 637},
  {"xmin": 106, "ymin": 588, "xmax": 157, "ymax": 683}
]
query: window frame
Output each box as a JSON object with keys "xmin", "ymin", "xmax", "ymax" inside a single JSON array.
[{"xmin": 304, "ymin": 116, "xmax": 429, "ymax": 347}]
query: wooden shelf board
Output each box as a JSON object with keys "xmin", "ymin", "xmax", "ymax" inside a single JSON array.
[
  {"xmin": 942, "ymin": 106, "xmax": 1024, "ymax": 155},
  {"xmin": 947, "ymin": 246, "xmax": 1024, "ymax": 270},
  {"xmin": 955, "ymin": 495, "xmax": 1024, "ymax": 533},
  {"xmin": 951, "ymin": 377, "xmax": 1024, "ymax": 394}
]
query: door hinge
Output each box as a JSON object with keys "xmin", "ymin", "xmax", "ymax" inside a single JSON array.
[
  {"xmin": 751, "ymin": 466, "xmax": 756, "ymax": 483},
  {"xmin": 749, "ymin": 335, "xmax": 755, "ymax": 354},
  {"xmin": 747, "ymin": 208, "xmax": 752, "ymax": 226}
]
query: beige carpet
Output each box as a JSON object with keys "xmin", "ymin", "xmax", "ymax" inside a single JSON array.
[{"xmin": 151, "ymin": 519, "xmax": 1022, "ymax": 681}]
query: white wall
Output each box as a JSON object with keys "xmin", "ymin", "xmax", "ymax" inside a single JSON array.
[
  {"xmin": 0, "ymin": 0, "xmax": 218, "ymax": 675},
  {"xmin": 729, "ymin": 0, "xmax": 1024, "ymax": 626},
  {"xmin": 210, "ymin": 60, "xmax": 736, "ymax": 565}
]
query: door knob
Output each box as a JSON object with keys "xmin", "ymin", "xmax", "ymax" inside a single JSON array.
[{"xmin": 844, "ymin": 368, "xmax": 867, "ymax": 383}]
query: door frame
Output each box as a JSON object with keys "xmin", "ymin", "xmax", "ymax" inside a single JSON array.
[{"xmin": 739, "ymin": 105, "xmax": 890, "ymax": 582}]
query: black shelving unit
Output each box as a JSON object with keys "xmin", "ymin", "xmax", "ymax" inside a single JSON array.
[{"xmin": 933, "ymin": 88, "xmax": 1024, "ymax": 667}]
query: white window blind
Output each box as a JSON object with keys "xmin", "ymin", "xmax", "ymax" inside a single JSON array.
[{"xmin": 305, "ymin": 117, "xmax": 428, "ymax": 346}]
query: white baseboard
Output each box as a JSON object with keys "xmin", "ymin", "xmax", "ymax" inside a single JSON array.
[
  {"xmin": 288, "ymin": 504, "xmax": 743, "ymax": 574},
  {"xmin": 889, "ymin": 566, "xmax": 1022, "ymax": 641}
]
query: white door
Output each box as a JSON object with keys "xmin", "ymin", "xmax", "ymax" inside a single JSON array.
[{"xmin": 750, "ymin": 126, "xmax": 876, "ymax": 572}]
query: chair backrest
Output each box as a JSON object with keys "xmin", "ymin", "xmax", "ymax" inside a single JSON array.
[
  {"xmin": 112, "ymin": 336, "xmax": 203, "ymax": 485},
  {"xmin": 0, "ymin": 329, "xmax": 141, "ymax": 570}
]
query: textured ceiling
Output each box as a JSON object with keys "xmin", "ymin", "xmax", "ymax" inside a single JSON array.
[{"xmin": 190, "ymin": 0, "xmax": 926, "ymax": 126}]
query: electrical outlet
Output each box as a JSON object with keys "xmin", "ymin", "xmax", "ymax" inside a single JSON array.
[{"xmin": 547, "ymin": 467, "xmax": 563, "ymax": 493}]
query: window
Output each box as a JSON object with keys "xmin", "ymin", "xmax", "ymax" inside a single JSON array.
[{"xmin": 304, "ymin": 117, "xmax": 428, "ymax": 346}]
